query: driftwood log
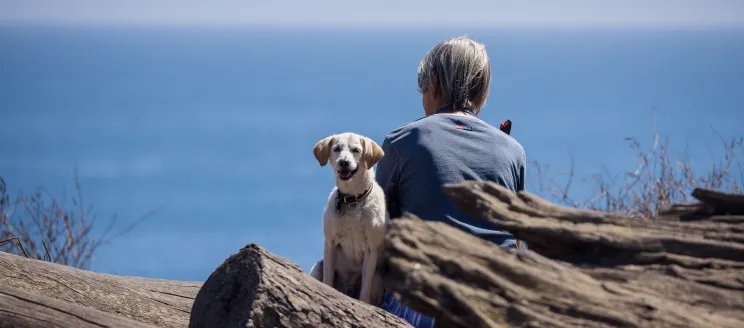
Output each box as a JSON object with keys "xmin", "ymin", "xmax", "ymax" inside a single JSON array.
[
  {"xmin": 383, "ymin": 181, "xmax": 744, "ymax": 328},
  {"xmin": 0, "ymin": 284, "xmax": 158, "ymax": 328},
  {"xmin": 189, "ymin": 244, "xmax": 411, "ymax": 328},
  {"xmin": 0, "ymin": 252, "xmax": 202, "ymax": 328},
  {"xmin": 4, "ymin": 182, "xmax": 743, "ymax": 328}
]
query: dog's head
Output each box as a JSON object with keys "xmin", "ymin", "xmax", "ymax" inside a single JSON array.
[{"xmin": 313, "ymin": 133, "xmax": 384, "ymax": 181}]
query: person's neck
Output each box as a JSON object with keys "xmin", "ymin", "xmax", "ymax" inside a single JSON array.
[
  {"xmin": 430, "ymin": 102, "xmax": 476, "ymax": 118},
  {"xmin": 336, "ymin": 167, "xmax": 375, "ymax": 195}
]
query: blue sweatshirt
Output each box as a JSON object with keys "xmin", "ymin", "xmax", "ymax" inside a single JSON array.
[{"xmin": 375, "ymin": 113, "xmax": 526, "ymax": 246}]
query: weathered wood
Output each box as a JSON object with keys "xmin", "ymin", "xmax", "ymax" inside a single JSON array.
[
  {"xmin": 189, "ymin": 243, "xmax": 411, "ymax": 328},
  {"xmin": 691, "ymin": 187, "xmax": 744, "ymax": 215},
  {"xmin": 5, "ymin": 181, "xmax": 742, "ymax": 328},
  {"xmin": 381, "ymin": 181, "xmax": 744, "ymax": 328},
  {"xmin": 443, "ymin": 182, "xmax": 744, "ymax": 268},
  {"xmin": 0, "ymin": 284, "xmax": 158, "ymax": 328},
  {"xmin": 0, "ymin": 252, "xmax": 202, "ymax": 328}
]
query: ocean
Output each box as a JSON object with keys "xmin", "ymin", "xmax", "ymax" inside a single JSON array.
[{"xmin": 1, "ymin": 26, "xmax": 743, "ymax": 281}]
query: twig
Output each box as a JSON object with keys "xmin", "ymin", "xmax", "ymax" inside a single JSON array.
[
  {"xmin": 712, "ymin": 127, "xmax": 744, "ymax": 186},
  {"xmin": 1, "ymin": 169, "xmax": 162, "ymax": 269},
  {"xmin": 562, "ymin": 153, "xmax": 575, "ymax": 204},
  {"xmin": 0, "ymin": 237, "xmax": 31, "ymax": 258},
  {"xmin": 101, "ymin": 206, "xmax": 164, "ymax": 245},
  {"xmin": 42, "ymin": 240, "xmax": 51, "ymax": 261}
]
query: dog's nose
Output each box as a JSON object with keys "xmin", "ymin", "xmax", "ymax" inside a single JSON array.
[{"xmin": 339, "ymin": 160, "xmax": 350, "ymax": 168}]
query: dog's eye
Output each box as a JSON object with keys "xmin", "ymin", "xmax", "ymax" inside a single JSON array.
[
  {"xmin": 333, "ymin": 146, "xmax": 341, "ymax": 152},
  {"xmin": 352, "ymin": 148, "xmax": 361, "ymax": 153}
]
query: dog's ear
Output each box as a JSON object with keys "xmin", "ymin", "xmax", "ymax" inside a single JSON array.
[
  {"xmin": 361, "ymin": 137, "xmax": 384, "ymax": 169},
  {"xmin": 313, "ymin": 136, "xmax": 334, "ymax": 166}
]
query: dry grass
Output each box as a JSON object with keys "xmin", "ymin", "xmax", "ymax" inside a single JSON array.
[
  {"xmin": 529, "ymin": 128, "xmax": 743, "ymax": 218},
  {"xmin": 0, "ymin": 168, "xmax": 160, "ymax": 269}
]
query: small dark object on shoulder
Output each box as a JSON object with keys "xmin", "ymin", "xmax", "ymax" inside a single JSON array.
[{"xmin": 499, "ymin": 119, "xmax": 512, "ymax": 135}]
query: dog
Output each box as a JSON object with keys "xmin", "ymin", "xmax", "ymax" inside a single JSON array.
[{"xmin": 310, "ymin": 132, "xmax": 387, "ymax": 305}]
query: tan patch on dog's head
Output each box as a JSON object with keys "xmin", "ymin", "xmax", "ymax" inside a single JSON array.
[
  {"xmin": 360, "ymin": 136, "xmax": 384, "ymax": 169},
  {"xmin": 313, "ymin": 135, "xmax": 334, "ymax": 166}
]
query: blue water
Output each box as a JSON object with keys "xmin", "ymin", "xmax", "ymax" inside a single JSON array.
[{"xmin": 1, "ymin": 26, "xmax": 743, "ymax": 281}]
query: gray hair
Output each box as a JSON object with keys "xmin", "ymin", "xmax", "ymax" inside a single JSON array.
[{"xmin": 417, "ymin": 36, "xmax": 491, "ymax": 113}]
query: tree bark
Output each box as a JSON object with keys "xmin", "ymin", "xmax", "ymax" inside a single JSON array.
[
  {"xmin": 382, "ymin": 181, "xmax": 744, "ymax": 328},
  {"xmin": 189, "ymin": 243, "xmax": 412, "ymax": 328},
  {"xmin": 0, "ymin": 252, "xmax": 202, "ymax": 328},
  {"xmin": 0, "ymin": 284, "xmax": 158, "ymax": 328}
]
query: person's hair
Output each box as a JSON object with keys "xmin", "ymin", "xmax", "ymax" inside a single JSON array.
[{"xmin": 417, "ymin": 36, "xmax": 491, "ymax": 114}]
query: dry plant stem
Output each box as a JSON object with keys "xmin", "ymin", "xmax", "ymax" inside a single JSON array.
[
  {"xmin": 41, "ymin": 240, "xmax": 50, "ymax": 261},
  {"xmin": 0, "ymin": 169, "xmax": 160, "ymax": 269},
  {"xmin": 0, "ymin": 237, "xmax": 30, "ymax": 258},
  {"xmin": 528, "ymin": 129, "xmax": 742, "ymax": 217}
]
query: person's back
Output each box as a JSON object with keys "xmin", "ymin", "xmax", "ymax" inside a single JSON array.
[{"xmin": 376, "ymin": 111, "xmax": 526, "ymax": 246}]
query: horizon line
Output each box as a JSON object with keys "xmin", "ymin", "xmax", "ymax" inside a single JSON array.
[{"xmin": 3, "ymin": 22, "xmax": 744, "ymax": 31}]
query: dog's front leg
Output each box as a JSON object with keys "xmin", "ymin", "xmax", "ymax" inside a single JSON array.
[
  {"xmin": 323, "ymin": 241, "xmax": 336, "ymax": 288},
  {"xmin": 358, "ymin": 248, "xmax": 378, "ymax": 304}
]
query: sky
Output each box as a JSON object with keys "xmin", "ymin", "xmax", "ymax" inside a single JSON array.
[{"xmin": 1, "ymin": 0, "xmax": 744, "ymax": 28}]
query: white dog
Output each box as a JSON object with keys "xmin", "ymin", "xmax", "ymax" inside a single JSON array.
[{"xmin": 311, "ymin": 132, "xmax": 387, "ymax": 305}]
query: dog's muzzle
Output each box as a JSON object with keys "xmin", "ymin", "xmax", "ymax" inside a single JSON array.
[{"xmin": 337, "ymin": 167, "xmax": 358, "ymax": 181}]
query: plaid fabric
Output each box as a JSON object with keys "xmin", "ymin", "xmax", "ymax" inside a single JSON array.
[{"xmin": 381, "ymin": 238, "xmax": 527, "ymax": 328}]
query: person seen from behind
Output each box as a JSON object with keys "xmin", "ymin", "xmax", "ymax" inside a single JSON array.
[{"xmin": 375, "ymin": 35, "xmax": 528, "ymax": 327}]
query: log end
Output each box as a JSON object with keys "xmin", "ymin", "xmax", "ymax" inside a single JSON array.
[
  {"xmin": 189, "ymin": 244, "xmax": 264, "ymax": 328},
  {"xmin": 189, "ymin": 243, "xmax": 412, "ymax": 328}
]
